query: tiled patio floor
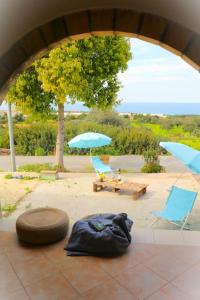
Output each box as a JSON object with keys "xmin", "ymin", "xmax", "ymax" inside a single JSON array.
[{"xmin": 1, "ymin": 230, "xmax": 200, "ymax": 299}]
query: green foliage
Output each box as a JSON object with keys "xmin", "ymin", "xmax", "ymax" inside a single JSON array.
[
  {"xmin": 14, "ymin": 123, "xmax": 56, "ymax": 155},
  {"xmin": 86, "ymin": 109, "xmax": 129, "ymax": 127},
  {"xmin": 13, "ymin": 113, "xmax": 24, "ymax": 123},
  {"xmin": 141, "ymin": 162, "xmax": 165, "ymax": 173},
  {"xmin": 7, "ymin": 67, "xmax": 55, "ymax": 115},
  {"xmin": 141, "ymin": 148, "xmax": 165, "ymax": 173},
  {"xmin": 25, "ymin": 187, "xmax": 32, "ymax": 193},
  {"xmin": 0, "ymin": 122, "xmax": 56, "ymax": 156},
  {"xmin": 0, "ymin": 113, "xmax": 8, "ymax": 124},
  {"xmin": 4, "ymin": 174, "xmax": 37, "ymax": 180},
  {"xmin": 17, "ymin": 163, "xmax": 56, "ymax": 173},
  {"xmin": 4, "ymin": 174, "xmax": 13, "ymax": 179},
  {"xmin": 132, "ymin": 114, "xmax": 200, "ymax": 133},
  {"xmin": 35, "ymin": 44, "xmax": 86, "ymax": 103},
  {"xmin": 8, "ymin": 36, "xmax": 131, "ymax": 112},
  {"xmin": 35, "ymin": 147, "xmax": 46, "ymax": 156},
  {"xmin": 7, "ymin": 36, "xmax": 132, "ymax": 169},
  {"xmin": 2, "ymin": 113, "xmax": 200, "ymax": 156},
  {"xmin": 0, "ymin": 118, "xmax": 158, "ymax": 156},
  {"xmin": 76, "ymin": 36, "xmax": 131, "ymax": 109},
  {"xmin": 132, "ymin": 115, "xmax": 200, "ymax": 151},
  {"xmin": 64, "ymin": 119, "xmax": 158, "ymax": 155},
  {"xmin": 143, "ymin": 149, "xmax": 159, "ymax": 164},
  {"xmin": 2, "ymin": 203, "xmax": 16, "ymax": 213},
  {"xmin": 34, "ymin": 36, "xmax": 131, "ymax": 108},
  {"xmin": 0, "ymin": 133, "xmax": 9, "ymax": 149},
  {"xmin": 0, "ymin": 127, "xmax": 9, "ymax": 148}
]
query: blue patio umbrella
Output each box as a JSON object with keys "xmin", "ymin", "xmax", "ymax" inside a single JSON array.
[
  {"xmin": 68, "ymin": 132, "xmax": 112, "ymax": 149},
  {"xmin": 160, "ymin": 142, "xmax": 200, "ymax": 175}
]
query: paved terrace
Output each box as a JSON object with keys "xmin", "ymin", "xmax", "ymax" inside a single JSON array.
[
  {"xmin": 1, "ymin": 228, "xmax": 200, "ymax": 299},
  {"xmin": 3, "ymin": 173, "xmax": 200, "ymax": 231},
  {"xmin": 1, "ymin": 172, "xmax": 200, "ymax": 299}
]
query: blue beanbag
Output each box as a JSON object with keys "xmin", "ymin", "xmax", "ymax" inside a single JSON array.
[{"xmin": 65, "ymin": 213, "xmax": 133, "ymax": 256}]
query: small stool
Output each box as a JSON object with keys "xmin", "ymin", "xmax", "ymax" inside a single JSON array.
[{"xmin": 16, "ymin": 207, "xmax": 69, "ymax": 245}]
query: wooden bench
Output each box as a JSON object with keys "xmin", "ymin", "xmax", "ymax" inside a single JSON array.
[
  {"xmin": 93, "ymin": 180, "xmax": 148, "ymax": 200},
  {"xmin": 40, "ymin": 170, "xmax": 59, "ymax": 180}
]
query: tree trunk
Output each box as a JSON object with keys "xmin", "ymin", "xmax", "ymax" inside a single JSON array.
[
  {"xmin": 7, "ymin": 102, "xmax": 16, "ymax": 172},
  {"xmin": 55, "ymin": 103, "xmax": 65, "ymax": 171}
]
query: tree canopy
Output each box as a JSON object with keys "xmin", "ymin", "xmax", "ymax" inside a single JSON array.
[
  {"xmin": 7, "ymin": 35, "xmax": 132, "ymax": 169},
  {"xmin": 7, "ymin": 67, "xmax": 55, "ymax": 115},
  {"xmin": 8, "ymin": 36, "xmax": 132, "ymax": 111}
]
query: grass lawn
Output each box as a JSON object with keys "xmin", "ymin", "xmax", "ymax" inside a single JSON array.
[{"xmin": 132, "ymin": 121, "xmax": 200, "ymax": 150}]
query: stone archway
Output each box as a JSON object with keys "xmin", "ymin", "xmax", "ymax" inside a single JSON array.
[{"xmin": 0, "ymin": 5, "xmax": 200, "ymax": 99}]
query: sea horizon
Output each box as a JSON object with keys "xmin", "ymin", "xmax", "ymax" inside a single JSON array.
[
  {"xmin": 1, "ymin": 102, "xmax": 200, "ymax": 116},
  {"xmin": 63, "ymin": 102, "xmax": 200, "ymax": 115}
]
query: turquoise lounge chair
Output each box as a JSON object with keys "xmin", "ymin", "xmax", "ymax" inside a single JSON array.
[
  {"xmin": 151, "ymin": 186, "xmax": 197, "ymax": 230},
  {"xmin": 91, "ymin": 156, "xmax": 113, "ymax": 175}
]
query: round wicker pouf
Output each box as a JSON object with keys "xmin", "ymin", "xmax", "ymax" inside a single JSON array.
[{"xmin": 16, "ymin": 207, "xmax": 69, "ymax": 245}]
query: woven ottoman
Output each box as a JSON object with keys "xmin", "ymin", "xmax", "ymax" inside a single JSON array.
[{"xmin": 16, "ymin": 207, "xmax": 69, "ymax": 245}]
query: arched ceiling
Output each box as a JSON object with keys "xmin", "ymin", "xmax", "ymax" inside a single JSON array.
[{"xmin": 0, "ymin": 0, "xmax": 200, "ymax": 100}]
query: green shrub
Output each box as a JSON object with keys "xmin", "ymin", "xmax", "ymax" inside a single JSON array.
[
  {"xmin": 85, "ymin": 109, "xmax": 129, "ymax": 127},
  {"xmin": 2, "ymin": 203, "xmax": 16, "ymax": 213},
  {"xmin": 64, "ymin": 120, "xmax": 159, "ymax": 155},
  {"xmin": 143, "ymin": 149, "xmax": 160, "ymax": 164},
  {"xmin": 141, "ymin": 148, "xmax": 165, "ymax": 173},
  {"xmin": 14, "ymin": 122, "xmax": 56, "ymax": 155},
  {"xmin": 0, "ymin": 128, "xmax": 9, "ymax": 148},
  {"xmin": 17, "ymin": 163, "xmax": 56, "ymax": 173},
  {"xmin": 4, "ymin": 174, "xmax": 13, "ymax": 179},
  {"xmin": 141, "ymin": 162, "xmax": 165, "ymax": 173},
  {"xmin": 35, "ymin": 147, "xmax": 45, "ymax": 156},
  {"xmin": 0, "ymin": 119, "xmax": 160, "ymax": 156}
]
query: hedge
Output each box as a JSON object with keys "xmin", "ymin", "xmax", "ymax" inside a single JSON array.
[{"xmin": 0, "ymin": 120, "xmax": 159, "ymax": 155}]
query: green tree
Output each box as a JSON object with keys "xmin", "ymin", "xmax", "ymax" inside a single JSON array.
[
  {"xmin": 7, "ymin": 36, "xmax": 132, "ymax": 170},
  {"xmin": 86, "ymin": 109, "xmax": 129, "ymax": 127},
  {"xmin": 7, "ymin": 67, "xmax": 55, "ymax": 115}
]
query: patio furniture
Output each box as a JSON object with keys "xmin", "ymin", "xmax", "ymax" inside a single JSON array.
[
  {"xmin": 160, "ymin": 142, "xmax": 200, "ymax": 174},
  {"xmin": 16, "ymin": 207, "xmax": 69, "ymax": 245},
  {"xmin": 91, "ymin": 156, "xmax": 113, "ymax": 174},
  {"xmin": 93, "ymin": 179, "xmax": 148, "ymax": 199},
  {"xmin": 68, "ymin": 132, "xmax": 111, "ymax": 149},
  {"xmin": 68, "ymin": 132, "xmax": 113, "ymax": 176},
  {"xmin": 151, "ymin": 185, "xmax": 197, "ymax": 230}
]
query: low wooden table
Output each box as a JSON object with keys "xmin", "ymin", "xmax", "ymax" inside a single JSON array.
[{"xmin": 93, "ymin": 179, "xmax": 148, "ymax": 200}]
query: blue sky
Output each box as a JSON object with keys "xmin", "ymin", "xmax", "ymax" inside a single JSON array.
[{"xmin": 118, "ymin": 38, "xmax": 200, "ymax": 103}]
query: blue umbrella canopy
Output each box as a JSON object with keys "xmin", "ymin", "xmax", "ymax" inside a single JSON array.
[
  {"xmin": 160, "ymin": 142, "xmax": 200, "ymax": 174},
  {"xmin": 68, "ymin": 132, "xmax": 112, "ymax": 149}
]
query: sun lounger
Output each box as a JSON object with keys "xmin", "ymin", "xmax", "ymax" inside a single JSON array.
[
  {"xmin": 151, "ymin": 185, "xmax": 197, "ymax": 230},
  {"xmin": 91, "ymin": 156, "xmax": 113, "ymax": 174}
]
